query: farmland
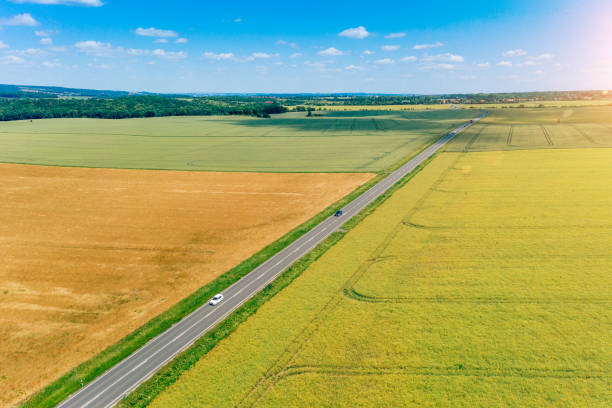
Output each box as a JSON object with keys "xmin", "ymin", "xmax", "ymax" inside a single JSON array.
[
  {"xmin": 148, "ymin": 131, "xmax": 611, "ymax": 405},
  {"xmin": 297, "ymin": 100, "xmax": 612, "ymax": 111},
  {"xmin": 0, "ymin": 163, "xmax": 373, "ymax": 407},
  {"xmin": 447, "ymin": 106, "xmax": 612, "ymax": 151},
  {"xmin": 0, "ymin": 109, "xmax": 476, "ymax": 172}
]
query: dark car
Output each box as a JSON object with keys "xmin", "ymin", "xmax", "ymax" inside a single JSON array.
[{"xmin": 334, "ymin": 210, "xmax": 343, "ymax": 217}]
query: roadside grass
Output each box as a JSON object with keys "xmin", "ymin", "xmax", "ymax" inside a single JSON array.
[
  {"xmin": 0, "ymin": 110, "xmax": 475, "ymax": 172},
  {"xmin": 19, "ymin": 112, "xmax": 474, "ymax": 408},
  {"xmin": 148, "ymin": 148, "xmax": 612, "ymax": 407}
]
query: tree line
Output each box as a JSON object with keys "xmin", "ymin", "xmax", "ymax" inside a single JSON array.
[{"xmin": 0, "ymin": 95, "xmax": 286, "ymax": 121}]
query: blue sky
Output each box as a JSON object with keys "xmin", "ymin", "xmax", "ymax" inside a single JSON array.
[{"xmin": 0, "ymin": 0, "xmax": 610, "ymax": 93}]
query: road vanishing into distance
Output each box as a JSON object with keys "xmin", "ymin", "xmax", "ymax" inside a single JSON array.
[{"xmin": 56, "ymin": 112, "xmax": 487, "ymax": 408}]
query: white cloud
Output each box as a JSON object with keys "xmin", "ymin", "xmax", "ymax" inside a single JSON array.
[
  {"xmin": 305, "ymin": 61, "xmax": 325, "ymax": 68},
  {"xmin": 35, "ymin": 30, "xmax": 58, "ymax": 37},
  {"xmin": 420, "ymin": 63, "xmax": 455, "ymax": 70},
  {"xmin": 381, "ymin": 45, "xmax": 400, "ymax": 52},
  {"xmin": 74, "ymin": 40, "xmax": 121, "ymax": 57},
  {"xmin": 276, "ymin": 40, "xmax": 298, "ymax": 48},
  {"xmin": 502, "ymin": 49, "xmax": 527, "ymax": 57},
  {"xmin": 533, "ymin": 69, "xmax": 545, "ymax": 75},
  {"xmin": 42, "ymin": 58, "xmax": 61, "ymax": 68},
  {"xmin": 385, "ymin": 32, "xmax": 406, "ymax": 39},
  {"xmin": 0, "ymin": 40, "xmax": 8, "ymax": 49},
  {"xmin": 154, "ymin": 39, "xmax": 168, "ymax": 43},
  {"xmin": 497, "ymin": 60, "xmax": 513, "ymax": 67},
  {"xmin": 362, "ymin": 50, "xmax": 374, "ymax": 55},
  {"xmin": 75, "ymin": 40, "xmax": 111, "ymax": 52},
  {"xmin": 127, "ymin": 48, "xmax": 150, "ymax": 56},
  {"xmin": 153, "ymin": 48, "xmax": 187, "ymax": 60},
  {"xmin": 203, "ymin": 51, "xmax": 235, "ymax": 60},
  {"xmin": 251, "ymin": 52, "xmax": 274, "ymax": 58},
  {"xmin": 15, "ymin": 48, "xmax": 42, "ymax": 55},
  {"xmin": 400, "ymin": 56, "xmax": 417, "ymax": 62},
  {"xmin": 289, "ymin": 52, "xmax": 302, "ymax": 58},
  {"xmin": 88, "ymin": 62, "xmax": 111, "ymax": 69},
  {"xmin": 0, "ymin": 13, "xmax": 39, "ymax": 26},
  {"xmin": 524, "ymin": 54, "xmax": 555, "ymax": 65},
  {"xmin": 318, "ymin": 47, "xmax": 345, "ymax": 56},
  {"xmin": 476, "ymin": 62, "xmax": 490, "ymax": 68},
  {"xmin": 338, "ymin": 26, "xmax": 370, "ymax": 39},
  {"xmin": 536, "ymin": 53, "xmax": 554, "ymax": 60},
  {"xmin": 243, "ymin": 52, "xmax": 279, "ymax": 61},
  {"xmin": 175, "ymin": 38, "xmax": 188, "ymax": 44},
  {"xmin": 40, "ymin": 37, "xmax": 53, "ymax": 45},
  {"xmin": 374, "ymin": 58, "xmax": 395, "ymax": 65},
  {"xmin": 413, "ymin": 41, "xmax": 444, "ymax": 50},
  {"xmin": 422, "ymin": 53, "xmax": 464, "ymax": 63},
  {"xmin": 11, "ymin": 0, "xmax": 103, "ymax": 5},
  {"xmin": 234, "ymin": 18, "xmax": 242, "ymax": 23},
  {"xmin": 135, "ymin": 27, "xmax": 178, "ymax": 38},
  {"xmin": 2, "ymin": 55, "xmax": 25, "ymax": 64},
  {"xmin": 345, "ymin": 64, "xmax": 363, "ymax": 71}
]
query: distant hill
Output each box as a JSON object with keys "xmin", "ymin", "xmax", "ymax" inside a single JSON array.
[{"xmin": 0, "ymin": 84, "xmax": 150, "ymax": 99}]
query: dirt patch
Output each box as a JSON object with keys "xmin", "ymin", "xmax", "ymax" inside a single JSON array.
[{"xmin": 0, "ymin": 163, "xmax": 373, "ymax": 406}]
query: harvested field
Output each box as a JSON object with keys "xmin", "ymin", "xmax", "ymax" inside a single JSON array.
[
  {"xmin": 149, "ymin": 148, "xmax": 612, "ymax": 407},
  {"xmin": 0, "ymin": 163, "xmax": 373, "ymax": 407}
]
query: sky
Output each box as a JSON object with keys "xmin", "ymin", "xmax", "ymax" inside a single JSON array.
[{"xmin": 0, "ymin": 0, "xmax": 611, "ymax": 94}]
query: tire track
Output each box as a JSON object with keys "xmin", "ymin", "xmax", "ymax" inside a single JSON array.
[{"xmin": 540, "ymin": 125, "xmax": 554, "ymax": 145}]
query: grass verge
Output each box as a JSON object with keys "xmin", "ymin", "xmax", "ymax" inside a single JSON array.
[
  {"xmin": 116, "ymin": 152, "xmax": 437, "ymax": 408},
  {"xmin": 20, "ymin": 116, "xmax": 469, "ymax": 408}
]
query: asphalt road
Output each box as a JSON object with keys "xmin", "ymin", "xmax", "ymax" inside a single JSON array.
[{"xmin": 56, "ymin": 111, "xmax": 487, "ymax": 408}]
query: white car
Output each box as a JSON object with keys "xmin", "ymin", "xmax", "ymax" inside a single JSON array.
[{"xmin": 209, "ymin": 294, "xmax": 224, "ymax": 306}]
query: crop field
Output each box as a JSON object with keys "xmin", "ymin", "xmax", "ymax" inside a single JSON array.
[
  {"xmin": 300, "ymin": 100, "xmax": 612, "ymax": 111},
  {"xmin": 149, "ymin": 146, "xmax": 611, "ymax": 407},
  {"xmin": 0, "ymin": 109, "xmax": 476, "ymax": 172},
  {"xmin": 447, "ymin": 106, "xmax": 612, "ymax": 151},
  {"xmin": 0, "ymin": 163, "xmax": 373, "ymax": 407}
]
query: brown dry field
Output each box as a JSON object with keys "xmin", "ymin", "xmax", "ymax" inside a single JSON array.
[{"xmin": 0, "ymin": 163, "xmax": 373, "ymax": 407}]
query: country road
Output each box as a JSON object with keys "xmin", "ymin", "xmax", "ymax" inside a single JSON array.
[{"xmin": 56, "ymin": 111, "xmax": 487, "ymax": 408}]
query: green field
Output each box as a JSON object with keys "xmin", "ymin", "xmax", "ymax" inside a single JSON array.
[
  {"xmin": 0, "ymin": 110, "xmax": 477, "ymax": 172},
  {"xmin": 147, "ymin": 138, "xmax": 612, "ymax": 405},
  {"xmin": 447, "ymin": 106, "xmax": 612, "ymax": 151}
]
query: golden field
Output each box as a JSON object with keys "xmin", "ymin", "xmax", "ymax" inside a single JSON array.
[
  {"xmin": 150, "ymin": 147, "xmax": 612, "ymax": 407},
  {"xmin": 0, "ymin": 163, "xmax": 373, "ymax": 406}
]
